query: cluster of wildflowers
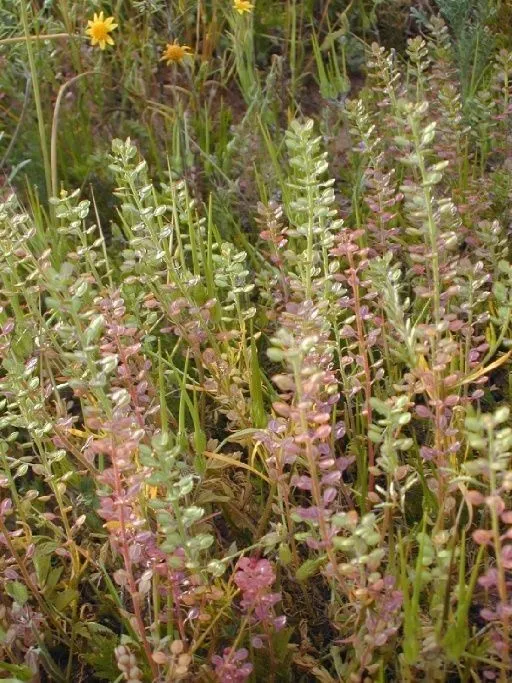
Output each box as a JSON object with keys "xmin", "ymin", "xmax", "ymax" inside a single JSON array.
[
  {"xmin": 234, "ymin": 557, "xmax": 285, "ymax": 640},
  {"xmin": 85, "ymin": 8, "xmax": 193, "ymax": 65},
  {"xmin": 212, "ymin": 647, "xmax": 253, "ymax": 683}
]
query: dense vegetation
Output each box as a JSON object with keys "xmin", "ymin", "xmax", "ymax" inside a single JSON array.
[{"xmin": 0, "ymin": 0, "xmax": 512, "ymax": 680}]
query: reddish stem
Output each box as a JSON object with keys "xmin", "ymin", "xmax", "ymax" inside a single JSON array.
[
  {"xmin": 346, "ymin": 251, "xmax": 375, "ymax": 494},
  {"xmin": 110, "ymin": 437, "xmax": 159, "ymax": 679}
]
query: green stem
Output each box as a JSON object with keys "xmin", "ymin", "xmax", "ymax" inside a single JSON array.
[
  {"xmin": 0, "ymin": 32, "xmax": 72, "ymax": 45},
  {"xmin": 20, "ymin": 1, "xmax": 53, "ymax": 204}
]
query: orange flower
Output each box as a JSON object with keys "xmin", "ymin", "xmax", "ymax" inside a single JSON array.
[{"xmin": 160, "ymin": 42, "xmax": 193, "ymax": 65}]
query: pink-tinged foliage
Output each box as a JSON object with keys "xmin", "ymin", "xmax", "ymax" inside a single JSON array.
[
  {"xmin": 212, "ymin": 648, "xmax": 253, "ymax": 683},
  {"xmin": 234, "ymin": 557, "xmax": 285, "ymax": 633}
]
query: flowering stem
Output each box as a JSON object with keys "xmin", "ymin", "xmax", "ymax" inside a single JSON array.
[
  {"xmin": 293, "ymin": 363, "xmax": 346, "ymax": 590},
  {"xmin": 223, "ymin": 613, "xmax": 251, "ymax": 666},
  {"xmin": 263, "ymin": 621, "xmax": 277, "ymax": 682},
  {"xmin": 304, "ymin": 152, "xmax": 316, "ymax": 302},
  {"xmin": 487, "ymin": 428, "xmax": 510, "ymax": 679},
  {"xmin": 346, "ymin": 249, "xmax": 375, "ymax": 495},
  {"xmin": 409, "ymin": 114, "xmax": 440, "ymax": 329},
  {"xmin": 110, "ymin": 438, "xmax": 159, "ymax": 679}
]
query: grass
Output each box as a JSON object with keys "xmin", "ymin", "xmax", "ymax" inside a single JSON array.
[{"xmin": 0, "ymin": 0, "xmax": 512, "ymax": 681}]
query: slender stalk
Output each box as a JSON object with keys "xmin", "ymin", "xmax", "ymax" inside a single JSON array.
[
  {"xmin": 19, "ymin": 1, "xmax": 53, "ymax": 203},
  {"xmin": 51, "ymin": 72, "xmax": 97, "ymax": 197},
  {"xmin": 487, "ymin": 427, "xmax": 510, "ymax": 680},
  {"xmin": 0, "ymin": 32, "xmax": 72, "ymax": 45},
  {"xmin": 346, "ymin": 249, "xmax": 375, "ymax": 494}
]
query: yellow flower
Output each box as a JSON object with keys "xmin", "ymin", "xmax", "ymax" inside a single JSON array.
[
  {"xmin": 233, "ymin": 0, "xmax": 254, "ymax": 14},
  {"xmin": 85, "ymin": 11, "xmax": 118, "ymax": 50},
  {"xmin": 160, "ymin": 42, "xmax": 193, "ymax": 65}
]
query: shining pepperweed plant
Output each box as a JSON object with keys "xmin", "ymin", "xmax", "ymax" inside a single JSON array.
[{"xmin": 0, "ymin": 2, "xmax": 512, "ymax": 681}]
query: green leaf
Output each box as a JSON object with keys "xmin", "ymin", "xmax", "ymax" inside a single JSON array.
[
  {"xmin": 45, "ymin": 566, "xmax": 64, "ymax": 592},
  {"xmin": 33, "ymin": 541, "xmax": 59, "ymax": 588},
  {"xmin": 295, "ymin": 557, "xmax": 325, "ymax": 582},
  {"xmin": 0, "ymin": 661, "xmax": 34, "ymax": 679},
  {"xmin": 182, "ymin": 506, "xmax": 205, "ymax": 527},
  {"xmin": 6, "ymin": 581, "xmax": 28, "ymax": 606},
  {"xmin": 54, "ymin": 588, "xmax": 79, "ymax": 611},
  {"xmin": 278, "ymin": 543, "xmax": 293, "ymax": 566}
]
